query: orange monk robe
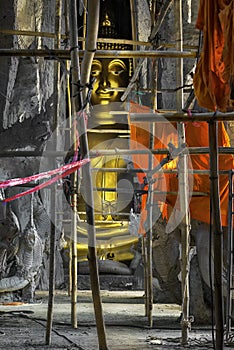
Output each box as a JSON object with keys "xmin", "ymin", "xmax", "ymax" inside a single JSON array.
[
  {"xmin": 129, "ymin": 101, "xmax": 234, "ymax": 233},
  {"xmin": 184, "ymin": 120, "xmax": 233, "ymax": 226},
  {"xmin": 193, "ymin": 0, "xmax": 234, "ymax": 111}
]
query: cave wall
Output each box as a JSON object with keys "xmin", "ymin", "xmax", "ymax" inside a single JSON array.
[{"xmin": 0, "ymin": 0, "xmax": 67, "ymax": 293}]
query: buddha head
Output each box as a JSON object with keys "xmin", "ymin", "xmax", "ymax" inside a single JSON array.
[
  {"xmin": 91, "ymin": 58, "xmax": 129, "ymax": 105},
  {"xmin": 91, "ymin": 9, "xmax": 131, "ymax": 106}
]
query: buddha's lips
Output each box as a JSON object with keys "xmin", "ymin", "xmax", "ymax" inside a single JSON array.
[{"xmin": 95, "ymin": 89, "xmax": 114, "ymax": 98}]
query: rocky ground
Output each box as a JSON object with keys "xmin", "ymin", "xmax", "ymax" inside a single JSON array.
[{"xmin": 0, "ymin": 290, "xmax": 232, "ymax": 350}]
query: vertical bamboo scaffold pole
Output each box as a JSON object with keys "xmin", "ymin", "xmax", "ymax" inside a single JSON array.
[
  {"xmin": 146, "ymin": 123, "xmax": 155, "ymax": 328},
  {"xmin": 145, "ymin": 53, "xmax": 158, "ymax": 326},
  {"xmin": 67, "ymin": 0, "xmax": 79, "ymax": 328},
  {"xmin": 174, "ymin": 0, "xmax": 191, "ymax": 345},
  {"xmin": 80, "ymin": 1, "xmax": 108, "ymax": 348},
  {"xmin": 45, "ymin": 0, "xmax": 62, "ymax": 344},
  {"xmin": 142, "ymin": 235, "xmax": 148, "ymax": 316},
  {"xmin": 69, "ymin": 1, "xmax": 108, "ymax": 348},
  {"xmin": 209, "ymin": 120, "xmax": 224, "ymax": 350},
  {"xmin": 64, "ymin": 0, "xmax": 73, "ymax": 299}
]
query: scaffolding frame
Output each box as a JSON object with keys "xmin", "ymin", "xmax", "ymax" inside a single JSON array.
[{"xmin": 0, "ymin": 1, "xmax": 232, "ymax": 349}]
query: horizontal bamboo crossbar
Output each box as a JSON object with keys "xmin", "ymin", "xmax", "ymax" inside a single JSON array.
[
  {"xmin": 89, "ymin": 187, "xmax": 209, "ymax": 196},
  {"xmin": 0, "ymin": 147, "xmax": 233, "ymax": 158},
  {"xmin": 76, "ymin": 211, "xmax": 131, "ymax": 217},
  {"xmin": 0, "ymin": 29, "xmax": 198, "ymax": 50},
  {"xmin": 0, "ymin": 29, "xmax": 152, "ymax": 47},
  {"xmin": 89, "ymin": 147, "xmax": 234, "ymax": 156},
  {"xmin": 130, "ymin": 111, "xmax": 234, "ymax": 122},
  {"xmin": 0, "ymin": 48, "xmax": 197, "ymax": 59},
  {"xmin": 91, "ymin": 167, "xmax": 232, "ymax": 175}
]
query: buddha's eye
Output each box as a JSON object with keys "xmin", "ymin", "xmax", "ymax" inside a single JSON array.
[
  {"xmin": 110, "ymin": 69, "xmax": 125, "ymax": 76},
  {"xmin": 91, "ymin": 69, "xmax": 101, "ymax": 76},
  {"xmin": 108, "ymin": 59, "xmax": 127, "ymax": 77},
  {"xmin": 91, "ymin": 60, "xmax": 102, "ymax": 77}
]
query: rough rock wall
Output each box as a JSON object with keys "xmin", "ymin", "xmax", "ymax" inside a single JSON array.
[
  {"xmin": 0, "ymin": 1, "xmax": 54, "ymax": 130},
  {"xmin": 0, "ymin": 0, "xmax": 67, "ymax": 295},
  {"xmin": 135, "ymin": 0, "xmax": 151, "ymax": 97},
  {"xmin": 157, "ymin": 1, "xmax": 200, "ymax": 110}
]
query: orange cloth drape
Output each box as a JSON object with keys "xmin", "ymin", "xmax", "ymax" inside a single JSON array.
[
  {"xmin": 129, "ymin": 101, "xmax": 233, "ymax": 233},
  {"xmin": 193, "ymin": 0, "xmax": 234, "ymax": 111}
]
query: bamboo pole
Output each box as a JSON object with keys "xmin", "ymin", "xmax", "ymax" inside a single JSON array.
[
  {"xmin": 0, "ymin": 48, "xmax": 197, "ymax": 59},
  {"xmin": 70, "ymin": 168, "xmax": 78, "ymax": 328},
  {"xmin": 144, "ymin": 54, "xmax": 159, "ymax": 326},
  {"xmin": 45, "ymin": 0, "xmax": 62, "ymax": 344},
  {"xmin": 0, "ymin": 29, "xmax": 152, "ymax": 47},
  {"xmin": 79, "ymin": 1, "xmax": 108, "ymax": 348},
  {"xmin": 45, "ymin": 191, "xmax": 57, "ymax": 345},
  {"xmin": 64, "ymin": 0, "xmax": 73, "ymax": 299},
  {"xmin": 174, "ymin": 0, "xmax": 191, "ymax": 345},
  {"xmin": 209, "ymin": 120, "xmax": 224, "ymax": 350},
  {"xmin": 225, "ymin": 171, "xmax": 233, "ymax": 340},
  {"xmin": 145, "ymin": 123, "xmax": 154, "ymax": 327},
  {"xmin": 130, "ymin": 0, "xmax": 137, "ymax": 46},
  {"xmin": 130, "ymin": 0, "xmax": 137, "ymax": 73},
  {"xmin": 67, "ymin": 83, "xmax": 73, "ymax": 297},
  {"xmin": 129, "ymin": 111, "xmax": 234, "ymax": 122},
  {"xmin": 90, "ymin": 168, "xmax": 231, "ymax": 175},
  {"xmin": 68, "ymin": 0, "xmax": 80, "ymax": 330},
  {"xmin": 0, "ymin": 145, "xmax": 233, "ymax": 158},
  {"xmin": 0, "ymin": 28, "xmax": 199, "ymax": 51},
  {"xmin": 91, "ymin": 187, "xmax": 207, "ymax": 195},
  {"xmin": 142, "ymin": 236, "xmax": 148, "ymax": 316},
  {"xmin": 151, "ymin": 59, "xmax": 158, "ymax": 111},
  {"xmin": 82, "ymin": 0, "xmax": 87, "ymax": 51},
  {"xmin": 69, "ymin": 1, "xmax": 108, "ymax": 349},
  {"xmin": 149, "ymin": 0, "xmax": 174, "ymax": 42}
]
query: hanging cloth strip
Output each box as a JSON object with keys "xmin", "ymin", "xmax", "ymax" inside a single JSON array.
[{"xmin": 0, "ymin": 158, "xmax": 90, "ymax": 203}]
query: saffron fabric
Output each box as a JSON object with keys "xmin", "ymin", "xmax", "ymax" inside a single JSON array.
[
  {"xmin": 129, "ymin": 101, "xmax": 233, "ymax": 232},
  {"xmin": 193, "ymin": 0, "xmax": 234, "ymax": 111}
]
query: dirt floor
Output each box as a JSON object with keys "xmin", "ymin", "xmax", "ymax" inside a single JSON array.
[{"xmin": 0, "ymin": 290, "xmax": 232, "ymax": 350}]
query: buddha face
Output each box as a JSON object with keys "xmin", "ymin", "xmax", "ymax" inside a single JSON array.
[{"xmin": 91, "ymin": 58, "xmax": 129, "ymax": 105}]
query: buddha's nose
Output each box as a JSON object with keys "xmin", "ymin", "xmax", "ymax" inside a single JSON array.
[{"xmin": 100, "ymin": 74, "xmax": 111, "ymax": 89}]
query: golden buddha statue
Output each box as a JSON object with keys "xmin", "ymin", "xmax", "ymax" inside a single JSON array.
[{"xmin": 76, "ymin": 4, "xmax": 137, "ymax": 263}]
